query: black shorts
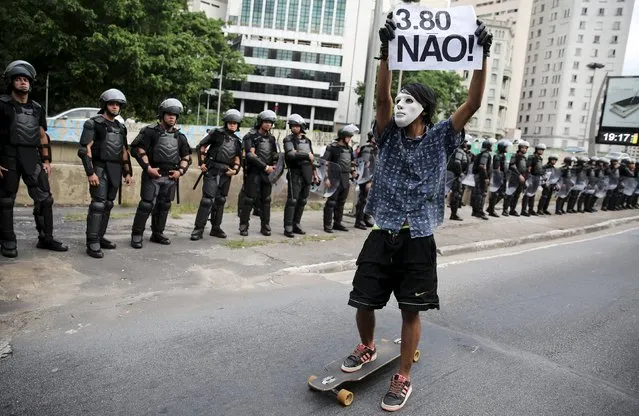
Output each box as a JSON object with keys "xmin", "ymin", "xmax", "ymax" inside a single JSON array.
[{"xmin": 348, "ymin": 229, "xmax": 439, "ymax": 312}]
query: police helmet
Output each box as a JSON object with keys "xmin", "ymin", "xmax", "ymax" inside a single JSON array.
[
  {"xmin": 287, "ymin": 113, "xmax": 306, "ymax": 130},
  {"xmin": 338, "ymin": 124, "xmax": 360, "ymax": 139},
  {"xmin": 99, "ymin": 89, "xmax": 127, "ymax": 113},
  {"xmin": 257, "ymin": 110, "xmax": 277, "ymax": 126},
  {"xmin": 547, "ymin": 153, "xmax": 559, "ymax": 161},
  {"xmin": 223, "ymin": 109, "xmax": 242, "ymax": 124},
  {"xmin": 158, "ymin": 98, "xmax": 183, "ymax": 118},
  {"xmin": 535, "ymin": 143, "xmax": 547, "ymax": 151}
]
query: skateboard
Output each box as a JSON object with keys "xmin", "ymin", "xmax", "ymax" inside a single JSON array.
[{"xmin": 307, "ymin": 338, "xmax": 420, "ymax": 406}]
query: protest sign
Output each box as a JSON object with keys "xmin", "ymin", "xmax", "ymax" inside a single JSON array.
[{"xmin": 388, "ymin": 5, "xmax": 483, "ymax": 71}]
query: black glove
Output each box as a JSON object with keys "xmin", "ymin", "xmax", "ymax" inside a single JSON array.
[
  {"xmin": 475, "ymin": 19, "xmax": 493, "ymax": 58},
  {"xmin": 378, "ymin": 12, "xmax": 396, "ymax": 60}
]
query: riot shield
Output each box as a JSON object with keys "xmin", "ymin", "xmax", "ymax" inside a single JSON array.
[
  {"xmin": 489, "ymin": 171, "xmax": 503, "ymax": 193},
  {"xmin": 356, "ymin": 155, "xmax": 375, "ymax": 185},
  {"xmin": 310, "ymin": 159, "xmax": 341, "ymax": 197},
  {"xmin": 461, "ymin": 165, "xmax": 475, "ymax": 187},
  {"xmin": 525, "ymin": 175, "xmax": 541, "ymax": 197},
  {"xmin": 445, "ymin": 170, "xmax": 456, "ymax": 195},
  {"xmin": 573, "ymin": 170, "xmax": 587, "ymax": 191},
  {"xmin": 607, "ymin": 175, "xmax": 619, "ymax": 190},
  {"xmin": 556, "ymin": 176, "xmax": 574, "ymax": 198},
  {"xmin": 505, "ymin": 172, "xmax": 519, "ymax": 196},
  {"xmin": 594, "ymin": 177, "xmax": 609, "ymax": 198},
  {"xmin": 583, "ymin": 174, "xmax": 599, "ymax": 195},
  {"xmin": 621, "ymin": 177, "xmax": 638, "ymax": 196},
  {"xmin": 548, "ymin": 167, "xmax": 561, "ymax": 185},
  {"xmin": 268, "ymin": 152, "xmax": 286, "ymax": 184}
]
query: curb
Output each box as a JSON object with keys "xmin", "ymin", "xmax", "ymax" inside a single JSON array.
[{"xmin": 275, "ymin": 215, "xmax": 639, "ymax": 275}]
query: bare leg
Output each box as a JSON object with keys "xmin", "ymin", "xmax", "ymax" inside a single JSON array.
[
  {"xmin": 356, "ymin": 308, "xmax": 376, "ymax": 347},
  {"xmin": 399, "ymin": 310, "xmax": 420, "ymax": 378}
]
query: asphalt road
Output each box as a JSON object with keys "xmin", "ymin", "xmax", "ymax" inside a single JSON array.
[{"xmin": 1, "ymin": 227, "xmax": 638, "ymax": 415}]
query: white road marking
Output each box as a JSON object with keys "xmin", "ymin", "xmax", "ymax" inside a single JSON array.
[{"xmin": 438, "ymin": 226, "xmax": 639, "ymax": 269}]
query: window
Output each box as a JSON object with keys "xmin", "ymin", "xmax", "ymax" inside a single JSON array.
[
  {"xmin": 571, "ymin": 74, "xmax": 577, "ymax": 82},
  {"xmin": 577, "ymin": 34, "xmax": 583, "ymax": 43},
  {"xmin": 545, "ymin": 51, "xmax": 552, "ymax": 59},
  {"xmin": 565, "ymin": 8, "xmax": 571, "ymax": 18},
  {"xmin": 581, "ymin": 7, "xmax": 587, "ymax": 15},
  {"xmin": 569, "ymin": 88, "xmax": 575, "ymax": 96},
  {"xmin": 612, "ymin": 21, "xmax": 621, "ymax": 30},
  {"xmin": 575, "ymin": 48, "xmax": 581, "ymax": 56},
  {"xmin": 524, "ymin": 127, "xmax": 529, "ymax": 134},
  {"xmin": 616, "ymin": 8, "xmax": 623, "ymax": 16},
  {"xmin": 598, "ymin": 8, "xmax": 605, "ymax": 16},
  {"xmin": 595, "ymin": 21, "xmax": 603, "ymax": 30},
  {"xmin": 263, "ymin": 0, "xmax": 275, "ymax": 28},
  {"xmin": 540, "ymin": 88, "xmax": 547, "ymax": 97},
  {"xmin": 579, "ymin": 21, "xmax": 586, "ymax": 29},
  {"xmin": 528, "ymin": 91, "xmax": 533, "ymax": 98},
  {"xmin": 485, "ymin": 118, "xmax": 492, "ymax": 128},
  {"xmin": 573, "ymin": 61, "xmax": 579, "ymax": 69},
  {"xmin": 493, "ymin": 59, "xmax": 500, "ymax": 68},
  {"xmin": 519, "ymin": 115, "xmax": 523, "ymax": 123},
  {"xmin": 565, "ymin": 114, "xmax": 572, "ymax": 122},
  {"xmin": 588, "ymin": 75, "xmax": 594, "ymax": 84},
  {"xmin": 275, "ymin": 0, "xmax": 287, "ymax": 29},
  {"xmin": 323, "ymin": 0, "xmax": 335, "ymax": 35},
  {"xmin": 531, "ymin": 78, "xmax": 535, "ymax": 86},
  {"xmin": 487, "ymin": 104, "xmax": 494, "ymax": 114},
  {"xmin": 310, "ymin": 0, "xmax": 322, "ymax": 33},
  {"xmin": 580, "ymin": 116, "xmax": 587, "ymax": 123},
  {"xmin": 611, "ymin": 35, "xmax": 618, "ymax": 44},
  {"xmin": 494, "ymin": 43, "xmax": 501, "ymax": 54},
  {"xmin": 525, "ymin": 115, "xmax": 530, "ymax": 122},
  {"xmin": 568, "ymin": 101, "xmax": 573, "ymax": 109},
  {"xmin": 291, "ymin": 0, "xmax": 303, "ymax": 31},
  {"xmin": 539, "ymin": 16, "xmax": 543, "ymax": 24},
  {"xmin": 527, "ymin": 103, "xmax": 532, "ymax": 110},
  {"xmin": 609, "ymin": 49, "xmax": 616, "ymax": 57},
  {"xmin": 334, "ymin": 0, "xmax": 346, "ymax": 35},
  {"xmin": 490, "ymin": 73, "xmax": 497, "ymax": 84},
  {"xmin": 536, "ymin": 114, "xmax": 543, "ymax": 122},
  {"xmin": 591, "ymin": 49, "xmax": 598, "ymax": 57},
  {"xmin": 538, "ymin": 101, "xmax": 545, "ymax": 109},
  {"xmin": 252, "ymin": 0, "xmax": 263, "ymax": 26},
  {"xmin": 534, "ymin": 126, "xmax": 541, "ymax": 134},
  {"xmin": 593, "ymin": 35, "xmax": 600, "ymax": 43},
  {"xmin": 488, "ymin": 88, "xmax": 495, "ymax": 98}
]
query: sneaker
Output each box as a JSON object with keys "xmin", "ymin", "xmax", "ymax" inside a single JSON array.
[
  {"xmin": 341, "ymin": 343, "xmax": 377, "ymax": 373},
  {"xmin": 381, "ymin": 374, "xmax": 413, "ymax": 412}
]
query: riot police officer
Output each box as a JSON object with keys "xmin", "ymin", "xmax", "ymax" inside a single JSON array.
[
  {"xmin": 504, "ymin": 141, "xmax": 529, "ymax": 217},
  {"xmin": 566, "ymin": 156, "xmax": 588, "ymax": 213},
  {"xmin": 522, "ymin": 143, "xmax": 545, "ymax": 216},
  {"xmin": 555, "ymin": 156, "xmax": 575, "ymax": 215},
  {"xmin": 486, "ymin": 139, "xmax": 510, "ymax": 217},
  {"xmin": 130, "ymin": 99, "xmax": 191, "ymax": 248},
  {"xmin": 536, "ymin": 153, "xmax": 559, "ymax": 215},
  {"xmin": 283, "ymin": 114, "xmax": 316, "ymax": 237},
  {"xmin": 239, "ymin": 110, "xmax": 278, "ymax": 236},
  {"xmin": 191, "ymin": 109, "xmax": 242, "ymax": 240},
  {"xmin": 0, "ymin": 60, "xmax": 67, "ymax": 257},
  {"xmin": 322, "ymin": 124, "xmax": 358, "ymax": 233},
  {"xmin": 578, "ymin": 156, "xmax": 598, "ymax": 213},
  {"xmin": 354, "ymin": 131, "xmax": 377, "ymax": 229},
  {"xmin": 448, "ymin": 140, "xmax": 470, "ymax": 221},
  {"xmin": 471, "ymin": 139, "xmax": 492, "ymax": 220},
  {"xmin": 602, "ymin": 156, "xmax": 620, "ymax": 211},
  {"xmin": 78, "ymin": 89, "xmax": 133, "ymax": 258}
]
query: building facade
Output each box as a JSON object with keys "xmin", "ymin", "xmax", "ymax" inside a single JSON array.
[
  {"xmin": 460, "ymin": 19, "xmax": 514, "ymax": 139},
  {"xmin": 451, "ymin": 0, "xmax": 534, "ymax": 137},
  {"xmin": 187, "ymin": 0, "xmax": 229, "ymax": 20},
  {"xmin": 517, "ymin": 0, "xmax": 635, "ymax": 151}
]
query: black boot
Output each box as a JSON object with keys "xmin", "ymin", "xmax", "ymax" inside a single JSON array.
[
  {"xmin": 86, "ymin": 201, "xmax": 104, "ymax": 258},
  {"xmin": 98, "ymin": 201, "xmax": 116, "ymax": 249},
  {"xmin": 36, "ymin": 197, "xmax": 68, "ymax": 252}
]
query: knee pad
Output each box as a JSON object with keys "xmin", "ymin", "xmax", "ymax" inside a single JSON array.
[
  {"xmin": 0, "ymin": 197, "xmax": 14, "ymax": 210},
  {"xmin": 89, "ymin": 201, "xmax": 106, "ymax": 213},
  {"xmin": 263, "ymin": 195, "xmax": 272, "ymax": 204},
  {"xmin": 214, "ymin": 196, "xmax": 227, "ymax": 206},
  {"xmin": 286, "ymin": 198, "xmax": 297, "ymax": 207},
  {"xmin": 326, "ymin": 200, "xmax": 337, "ymax": 208},
  {"xmin": 139, "ymin": 200, "xmax": 154, "ymax": 214},
  {"xmin": 201, "ymin": 197, "xmax": 214, "ymax": 209},
  {"xmin": 104, "ymin": 200, "xmax": 114, "ymax": 211},
  {"xmin": 243, "ymin": 197, "xmax": 255, "ymax": 207},
  {"xmin": 298, "ymin": 198, "xmax": 307, "ymax": 206},
  {"xmin": 40, "ymin": 196, "xmax": 54, "ymax": 209}
]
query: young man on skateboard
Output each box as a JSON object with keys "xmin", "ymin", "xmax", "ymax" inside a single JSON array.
[{"xmin": 341, "ymin": 15, "xmax": 492, "ymax": 412}]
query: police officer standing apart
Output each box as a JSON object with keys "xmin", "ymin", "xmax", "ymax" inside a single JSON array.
[
  {"xmin": 78, "ymin": 89, "xmax": 133, "ymax": 258},
  {"xmin": 130, "ymin": 99, "xmax": 191, "ymax": 248},
  {"xmin": 191, "ymin": 109, "xmax": 242, "ymax": 240},
  {"xmin": 522, "ymin": 143, "xmax": 545, "ymax": 216},
  {"xmin": 354, "ymin": 131, "xmax": 378, "ymax": 229},
  {"xmin": 0, "ymin": 60, "xmax": 67, "ymax": 258},
  {"xmin": 239, "ymin": 110, "xmax": 278, "ymax": 236},
  {"xmin": 536, "ymin": 153, "xmax": 559, "ymax": 215},
  {"xmin": 471, "ymin": 140, "xmax": 492, "ymax": 220},
  {"xmin": 448, "ymin": 140, "xmax": 469, "ymax": 221},
  {"xmin": 486, "ymin": 139, "xmax": 510, "ymax": 217},
  {"xmin": 504, "ymin": 141, "xmax": 529, "ymax": 217},
  {"xmin": 282, "ymin": 114, "xmax": 315, "ymax": 237},
  {"xmin": 322, "ymin": 124, "xmax": 358, "ymax": 233}
]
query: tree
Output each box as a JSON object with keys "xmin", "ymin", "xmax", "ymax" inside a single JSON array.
[
  {"xmin": 0, "ymin": 0, "xmax": 252, "ymax": 120},
  {"xmin": 354, "ymin": 69, "xmax": 468, "ymax": 121}
]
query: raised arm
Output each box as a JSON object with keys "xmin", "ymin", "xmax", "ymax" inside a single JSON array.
[
  {"xmin": 451, "ymin": 20, "xmax": 493, "ymax": 133},
  {"xmin": 376, "ymin": 13, "xmax": 396, "ymax": 135}
]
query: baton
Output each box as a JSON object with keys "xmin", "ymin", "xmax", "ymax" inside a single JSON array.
[{"xmin": 193, "ymin": 171, "xmax": 204, "ymax": 190}]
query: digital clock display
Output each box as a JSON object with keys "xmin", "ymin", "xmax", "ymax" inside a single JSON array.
[{"xmin": 597, "ymin": 130, "xmax": 639, "ymax": 146}]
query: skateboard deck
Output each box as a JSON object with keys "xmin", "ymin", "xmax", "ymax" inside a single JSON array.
[{"xmin": 307, "ymin": 338, "xmax": 420, "ymax": 406}]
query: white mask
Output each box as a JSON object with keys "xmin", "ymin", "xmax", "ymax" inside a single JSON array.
[{"xmin": 394, "ymin": 92, "xmax": 424, "ymax": 128}]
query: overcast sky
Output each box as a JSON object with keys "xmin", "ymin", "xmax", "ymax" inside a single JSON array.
[{"xmin": 623, "ymin": 3, "xmax": 639, "ymax": 75}]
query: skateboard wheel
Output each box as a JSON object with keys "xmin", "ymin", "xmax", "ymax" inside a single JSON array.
[
  {"xmin": 307, "ymin": 375, "xmax": 318, "ymax": 390},
  {"xmin": 337, "ymin": 389, "xmax": 354, "ymax": 406},
  {"xmin": 413, "ymin": 350, "xmax": 421, "ymax": 362}
]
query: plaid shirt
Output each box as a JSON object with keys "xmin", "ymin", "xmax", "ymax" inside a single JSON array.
[{"xmin": 366, "ymin": 117, "xmax": 462, "ymax": 238}]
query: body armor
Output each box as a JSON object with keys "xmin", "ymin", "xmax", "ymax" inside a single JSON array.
[
  {"xmin": 255, "ymin": 136, "xmax": 275, "ymax": 165},
  {"xmin": 152, "ymin": 130, "xmax": 180, "ymax": 167},
  {"xmin": 530, "ymin": 154, "xmax": 545, "ymax": 176},
  {"xmin": 208, "ymin": 130, "xmax": 237, "ymax": 165},
  {"xmin": 5, "ymin": 98, "xmax": 42, "ymax": 147},
  {"xmin": 95, "ymin": 119, "xmax": 125, "ymax": 162},
  {"xmin": 338, "ymin": 145, "xmax": 352, "ymax": 173}
]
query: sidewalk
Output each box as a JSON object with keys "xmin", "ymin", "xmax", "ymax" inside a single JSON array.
[{"xmin": 9, "ymin": 203, "xmax": 639, "ymax": 275}]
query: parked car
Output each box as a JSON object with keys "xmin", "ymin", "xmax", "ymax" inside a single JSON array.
[
  {"xmin": 47, "ymin": 107, "xmax": 124, "ymax": 123},
  {"xmin": 604, "ymin": 151, "xmax": 629, "ymax": 160}
]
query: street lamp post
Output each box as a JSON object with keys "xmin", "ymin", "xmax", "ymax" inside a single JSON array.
[{"xmin": 585, "ymin": 62, "xmax": 605, "ymax": 156}]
